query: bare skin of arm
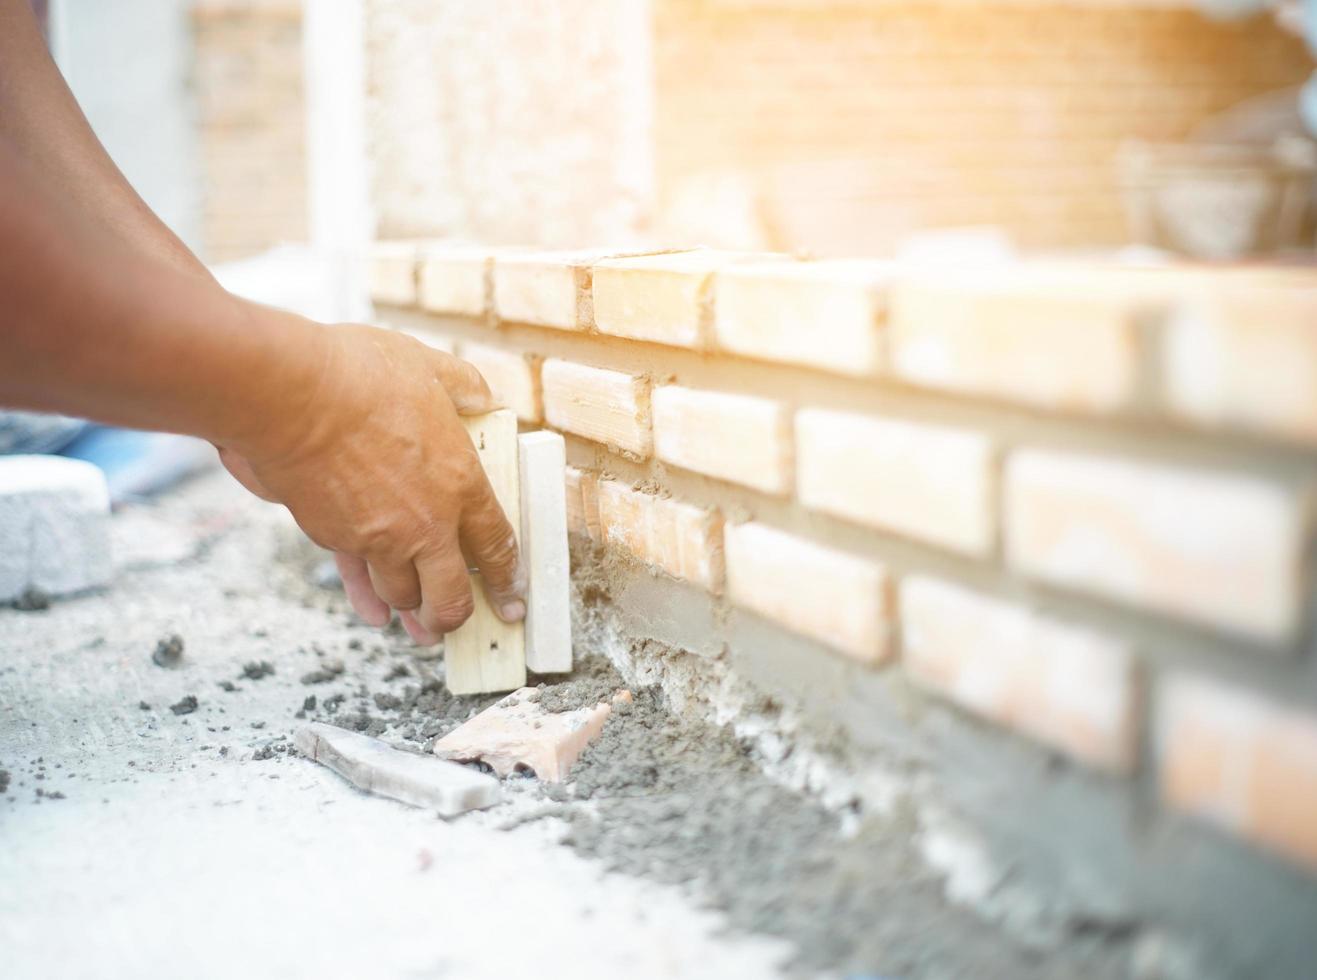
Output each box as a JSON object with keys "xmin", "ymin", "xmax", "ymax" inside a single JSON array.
[{"xmin": 0, "ymin": 0, "xmax": 525, "ymax": 642}]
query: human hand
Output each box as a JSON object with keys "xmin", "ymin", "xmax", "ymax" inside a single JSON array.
[{"xmin": 218, "ymin": 322, "xmax": 526, "ymax": 644}]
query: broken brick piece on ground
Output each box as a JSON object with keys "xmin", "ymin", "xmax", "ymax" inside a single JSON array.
[
  {"xmin": 432, "ymin": 687, "xmax": 630, "ymax": 782},
  {"xmin": 295, "ymin": 723, "xmax": 502, "ymax": 817}
]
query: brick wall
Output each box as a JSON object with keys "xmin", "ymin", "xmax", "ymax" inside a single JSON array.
[
  {"xmin": 653, "ymin": 0, "xmax": 1312, "ymax": 252},
  {"xmin": 368, "ymin": 240, "xmax": 1317, "ymax": 965},
  {"xmin": 192, "ymin": 0, "xmax": 308, "ymax": 262}
]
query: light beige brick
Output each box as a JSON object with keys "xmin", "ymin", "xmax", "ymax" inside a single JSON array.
[
  {"xmin": 652, "ymin": 386, "xmax": 793, "ymax": 495},
  {"xmin": 418, "ymin": 244, "xmax": 490, "ymax": 317},
  {"xmin": 540, "ymin": 360, "xmax": 652, "ymax": 458},
  {"xmin": 1004, "ymin": 450, "xmax": 1308, "ymax": 641},
  {"xmin": 563, "ymin": 467, "xmax": 603, "ymax": 543},
  {"xmin": 564, "ymin": 466, "xmax": 590, "ymax": 538},
  {"xmin": 1164, "ymin": 277, "xmax": 1317, "ymax": 446},
  {"xmin": 596, "ymin": 482, "xmax": 723, "ymax": 591},
  {"xmin": 492, "ymin": 248, "xmax": 635, "ymax": 329},
  {"xmin": 796, "ymin": 409, "xmax": 993, "ymax": 555},
  {"xmin": 713, "ymin": 259, "xmax": 892, "ymax": 376},
  {"xmin": 368, "ymin": 241, "xmax": 419, "ymax": 306},
  {"xmin": 889, "ymin": 267, "xmax": 1152, "ymax": 412},
  {"xmin": 1159, "ymin": 673, "xmax": 1317, "ymax": 872},
  {"xmin": 592, "ymin": 249, "xmax": 774, "ymax": 348},
  {"xmin": 901, "ymin": 577, "xmax": 1138, "ymax": 772},
  {"xmin": 724, "ymin": 521, "xmax": 892, "ymax": 663},
  {"xmin": 456, "ymin": 341, "xmax": 542, "ymax": 423}
]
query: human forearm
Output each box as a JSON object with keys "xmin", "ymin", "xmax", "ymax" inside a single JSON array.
[{"xmin": 0, "ymin": 137, "xmax": 316, "ymax": 449}]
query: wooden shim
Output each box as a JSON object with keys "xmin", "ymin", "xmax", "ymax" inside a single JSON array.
[
  {"xmin": 444, "ymin": 409, "xmax": 527, "ymax": 694},
  {"xmin": 518, "ymin": 431, "xmax": 573, "ymax": 673}
]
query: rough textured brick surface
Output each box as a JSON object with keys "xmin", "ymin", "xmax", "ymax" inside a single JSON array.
[
  {"xmin": 492, "ymin": 248, "xmax": 629, "ymax": 329},
  {"xmin": 596, "ymin": 482, "xmax": 724, "ymax": 591},
  {"xmin": 457, "ymin": 341, "xmax": 542, "ymax": 423},
  {"xmin": 652, "ymin": 386, "xmax": 793, "ymax": 494},
  {"xmin": 418, "ymin": 244, "xmax": 490, "ymax": 317},
  {"xmin": 724, "ymin": 521, "xmax": 892, "ymax": 663},
  {"xmin": 889, "ymin": 268, "xmax": 1149, "ymax": 412},
  {"xmin": 540, "ymin": 360, "xmax": 653, "ymax": 458},
  {"xmin": 796, "ymin": 409, "xmax": 994, "ymax": 554},
  {"xmin": 1004, "ymin": 450, "xmax": 1307, "ymax": 641},
  {"xmin": 902, "ymin": 577, "xmax": 1138, "ymax": 772},
  {"xmin": 592, "ymin": 249, "xmax": 768, "ymax": 348},
  {"xmin": 368, "ymin": 241, "xmax": 419, "ymax": 306},
  {"xmin": 1164, "ymin": 277, "xmax": 1317, "ymax": 446},
  {"xmin": 714, "ymin": 259, "xmax": 890, "ymax": 375},
  {"xmin": 564, "ymin": 466, "xmax": 589, "ymax": 538},
  {"xmin": 0, "ymin": 456, "xmax": 111, "ymax": 602},
  {"xmin": 1159, "ymin": 673, "xmax": 1317, "ymax": 871}
]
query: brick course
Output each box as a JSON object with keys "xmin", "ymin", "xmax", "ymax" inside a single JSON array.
[{"xmin": 371, "ymin": 237, "xmax": 1317, "ymax": 884}]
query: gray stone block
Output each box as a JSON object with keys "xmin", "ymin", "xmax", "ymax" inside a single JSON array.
[{"xmin": 0, "ymin": 455, "xmax": 111, "ymax": 602}]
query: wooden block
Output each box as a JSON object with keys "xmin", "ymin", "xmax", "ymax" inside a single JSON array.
[
  {"xmin": 433, "ymin": 687, "xmax": 630, "ymax": 782},
  {"xmin": 444, "ymin": 409, "xmax": 527, "ymax": 694},
  {"xmin": 579, "ymin": 468, "xmax": 602, "ymax": 542},
  {"xmin": 518, "ymin": 432, "xmax": 572, "ymax": 674},
  {"xmin": 652, "ymin": 385, "xmax": 793, "ymax": 495},
  {"xmin": 540, "ymin": 359, "xmax": 653, "ymax": 457},
  {"xmin": 796, "ymin": 408, "xmax": 994, "ymax": 555},
  {"xmin": 596, "ymin": 481, "xmax": 724, "ymax": 592},
  {"xmin": 295, "ymin": 723, "xmax": 502, "ymax": 816},
  {"xmin": 724, "ymin": 521, "xmax": 892, "ymax": 663},
  {"xmin": 457, "ymin": 341, "xmax": 542, "ymax": 423},
  {"xmin": 713, "ymin": 258, "xmax": 891, "ymax": 375}
]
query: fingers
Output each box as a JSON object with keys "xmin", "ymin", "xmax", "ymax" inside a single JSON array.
[
  {"xmin": 459, "ymin": 477, "xmax": 527, "ymax": 624},
  {"xmin": 413, "ymin": 547, "xmax": 477, "ymax": 636},
  {"xmin": 334, "ymin": 552, "xmax": 390, "ymax": 628},
  {"xmin": 397, "ymin": 609, "xmax": 439, "ymax": 646},
  {"xmin": 366, "ymin": 558, "xmax": 423, "ymax": 612},
  {"xmin": 217, "ymin": 447, "xmax": 279, "ymax": 503},
  {"xmin": 432, "ymin": 351, "xmax": 500, "ymax": 415}
]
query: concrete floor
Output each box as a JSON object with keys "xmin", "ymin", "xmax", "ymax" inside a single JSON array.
[{"xmin": 0, "ymin": 469, "xmax": 790, "ymax": 980}]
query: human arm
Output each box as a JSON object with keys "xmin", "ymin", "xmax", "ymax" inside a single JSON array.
[{"xmin": 0, "ymin": 135, "xmax": 526, "ymax": 638}]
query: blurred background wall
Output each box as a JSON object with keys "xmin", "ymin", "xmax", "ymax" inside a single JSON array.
[{"xmin": 44, "ymin": 0, "xmax": 1316, "ymax": 262}]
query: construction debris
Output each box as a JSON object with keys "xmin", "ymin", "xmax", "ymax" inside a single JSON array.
[
  {"xmin": 432, "ymin": 686, "xmax": 629, "ymax": 782},
  {"xmin": 296, "ymin": 722, "xmax": 502, "ymax": 816},
  {"xmin": 152, "ymin": 633, "xmax": 184, "ymax": 668}
]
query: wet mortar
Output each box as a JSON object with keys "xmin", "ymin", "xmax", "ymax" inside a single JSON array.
[{"xmin": 0, "ymin": 475, "xmax": 1129, "ymax": 980}]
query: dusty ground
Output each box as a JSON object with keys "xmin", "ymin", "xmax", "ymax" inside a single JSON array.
[{"xmin": 0, "ymin": 468, "xmax": 1121, "ymax": 979}]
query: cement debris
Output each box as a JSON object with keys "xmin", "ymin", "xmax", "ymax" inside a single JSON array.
[
  {"xmin": 296, "ymin": 722, "xmax": 502, "ymax": 816},
  {"xmin": 300, "ymin": 660, "xmax": 345, "ymax": 685},
  {"xmin": 169, "ymin": 694, "xmax": 199, "ymax": 716},
  {"xmin": 241, "ymin": 660, "xmax": 275, "ymax": 680},
  {"xmin": 151, "ymin": 633, "xmax": 184, "ymax": 668}
]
